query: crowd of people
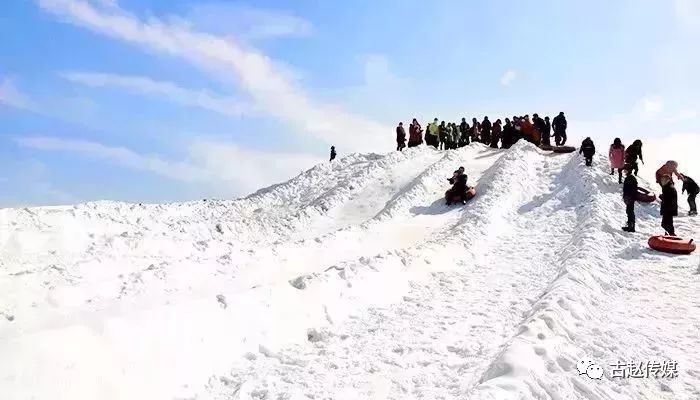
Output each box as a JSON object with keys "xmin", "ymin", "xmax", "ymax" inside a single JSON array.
[
  {"xmin": 395, "ymin": 112, "xmax": 569, "ymax": 151},
  {"xmin": 330, "ymin": 111, "xmax": 698, "ymax": 238}
]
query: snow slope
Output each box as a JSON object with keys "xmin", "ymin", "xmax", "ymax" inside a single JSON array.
[{"xmin": 1, "ymin": 142, "xmax": 698, "ymax": 400}]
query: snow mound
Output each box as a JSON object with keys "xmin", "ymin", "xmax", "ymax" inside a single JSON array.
[{"xmin": 1, "ymin": 143, "xmax": 698, "ymax": 400}]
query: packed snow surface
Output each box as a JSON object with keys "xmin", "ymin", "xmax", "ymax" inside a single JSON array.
[{"xmin": 1, "ymin": 142, "xmax": 699, "ymax": 400}]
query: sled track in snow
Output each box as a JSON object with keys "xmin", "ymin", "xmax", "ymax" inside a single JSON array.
[{"xmin": 203, "ymin": 145, "xmax": 602, "ymax": 399}]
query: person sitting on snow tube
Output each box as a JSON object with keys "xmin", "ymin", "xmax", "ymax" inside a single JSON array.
[
  {"xmin": 448, "ymin": 167, "xmax": 466, "ymax": 185},
  {"xmin": 446, "ymin": 173, "xmax": 469, "ymax": 205}
]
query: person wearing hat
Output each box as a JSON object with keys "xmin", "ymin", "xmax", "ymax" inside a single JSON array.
[
  {"xmin": 579, "ymin": 137, "xmax": 596, "ymax": 166},
  {"xmin": 329, "ymin": 146, "xmax": 336, "ymax": 162}
]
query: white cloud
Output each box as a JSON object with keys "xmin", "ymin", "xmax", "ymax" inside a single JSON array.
[
  {"xmin": 0, "ymin": 77, "xmax": 37, "ymax": 111},
  {"xmin": 639, "ymin": 95, "xmax": 663, "ymax": 116},
  {"xmin": 188, "ymin": 3, "xmax": 312, "ymax": 41},
  {"xmin": 61, "ymin": 71, "xmax": 255, "ymax": 118},
  {"xmin": 37, "ymin": 0, "xmax": 389, "ymax": 152},
  {"xmin": 16, "ymin": 136, "xmax": 320, "ymax": 196},
  {"xmin": 500, "ymin": 69, "xmax": 517, "ymax": 86}
]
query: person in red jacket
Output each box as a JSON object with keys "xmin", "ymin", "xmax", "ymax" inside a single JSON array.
[
  {"xmin": 408, "ymin": 119, "xmax": 423, "ymax": 148},
  {"xmin": 655, "ymin": 161, "xmax": 684, "ymax": 187}
]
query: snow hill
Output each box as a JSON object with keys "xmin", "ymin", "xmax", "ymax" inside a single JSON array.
[{"xmin": 1, "ymin": 142, "xmax": 699, "ymax": 400}]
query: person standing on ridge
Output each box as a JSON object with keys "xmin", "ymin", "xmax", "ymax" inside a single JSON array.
[
  {"xmin": 426, "ymin": 118, "xmax": 440, "ymax": 148},
  {"xmin": 502, "ymin": 118, "xmax": 515, "ymax": 149},
  {"xmin": 552, "ymin": 112, "xmax": 567, "ymax": 146},
  {"xmin": 330, "ymin": 146, "xmax": 336, "ymax": 162},
  {"xmin": 659, "ymin": 175, "xmax": 678, "ymax": 236},
  {"xmin": 622, "ymin": 164, "xmax": 638, "ymax": 232},
  {"xmin": 408, "ymin": 119, "xmax": 423, "ymax": 148},
  {"xmin": 542, "ymin": 116, "xmax": 552, "ymax": 146},
  {"xmin": 580, "ymin": 137, "xmax": 596, "ymax": 166},
  {"xmin": 609, "ymin": 138, "xmax": 626, "ymax": 184},
  {"xmin": 439, "ymin": 121, "xmax": 449, "ymax": 150},
  {"xmin": 681, "ymin": 175, "xmax": 699, "ymax": 216},
  {"xmin": 625, "ymin": 139, "xmax": 644, "ymax": 176},
  {"xmin": 396, "ymin": 122, "xmax": 406, "ymax": 151},
  {"xmin": 533, "ymin": 114, "xmax": 546, "ymax": 145},
  {"xmin": 490, "ymin": 119, "xmax": 502, "ymax": 148},
  {"xmin": 459, "ymin": 118, "xmax": 470, "ymax": 147},
  {"xmin": 451, "ymin": 123, "xmax": 460, "ymax": 150},
  {"xmin": 471, "ymin": 118, "xmax": 480, "ymax": 143},
  {"xmin": 481, "ymin": 116, "xmax": 492, "ymax": 145}
]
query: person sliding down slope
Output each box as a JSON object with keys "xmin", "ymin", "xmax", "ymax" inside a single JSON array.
[
  {"xmin": 446, "ymin": 172, "xmax": 470, "ymax": 206},
  {"xmin": 448, "ymin": 167, "xmax": 466, "ymax": 185},
  {"xmin": 580, "ymin": 137, "xmax": 596, "ymax": 167}
]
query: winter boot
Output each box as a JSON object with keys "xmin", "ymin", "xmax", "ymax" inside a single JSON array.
[
  {"xmin": 689, "ymin": 210, "xmax": 697, "ymax": 216},
  {"xmin": 622, "ymin": 224, "xmax": 636, "ymax": 233}
]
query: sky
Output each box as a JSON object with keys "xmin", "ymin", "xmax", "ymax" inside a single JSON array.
[{"xmin": 1, "ymin": 0, "xmax": 700, "ymax": 207}]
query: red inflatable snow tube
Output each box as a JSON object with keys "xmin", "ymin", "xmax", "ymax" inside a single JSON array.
[
  {"xmin": 551, "ymin": 146, "xmax": 576, "ymax": 153},
  {"xmin": 445, "ymin": 187, "xmax": 476, "ymax": 203},
  {"xmin": 635, "ymin": 187, "xmax": 657, "ymax": 203},
  {"xmin": 648, "ymin": 235, "xmax": 696, "ymax": 255}
]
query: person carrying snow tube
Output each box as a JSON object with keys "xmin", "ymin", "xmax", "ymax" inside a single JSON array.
[
  {"xmin": 624, "ymin": 139, "xmax": 644, "ymax": 176},
  {"xmin": 609, "ymin": 138, "xmax": 626, "ymax": 184},
  {"xmin": 622, "ymin": 164, "xmax": 638, "ymax": 232},
  {"xmin": 396, "ymin": 122, "xmax": 406, "ymax": 151},
  {"xmin": 659, "ymin": 175, "xmax": 678, "ymax": 236},
  {"xmin": 681, "ymin": 175, "xmax": 699, "ymax": 216},
  {"xmin": 579, "ymin": 137, "xmax": 596, "ymax": 166}
]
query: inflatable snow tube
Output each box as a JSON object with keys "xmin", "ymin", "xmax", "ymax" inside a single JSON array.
[
  {"xmin": 551, "ymin": 146, "xmax": 576, "ymax": 153},
  {"xmin": 539, "ymin": 144, "xmax": 553, "ymax": 151},
  {"xmin": 635, "ymin": 187, "xmax": 657, "ymax": 203},
  {"xmin": 648, "ymin": 236, "xmax": 696, "ymax": 255},
  {"xmin": 445, "ymin": 187, "xmax": 476, "ymax": 204}
]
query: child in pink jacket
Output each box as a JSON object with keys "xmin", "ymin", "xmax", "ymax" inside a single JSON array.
[{"xmin": 609, "ymin": 138, "xmax": 626, "ymax": 184}]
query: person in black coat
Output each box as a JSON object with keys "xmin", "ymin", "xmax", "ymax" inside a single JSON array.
[
  {"xmin": 501, "ymin": 118, "xmax": 515, "ymax": 149},
  {"xmin": 446, "ymin": 173, "xmax": 469, "ymax": 205},
  {"xmin": 681, "ymin": 175, "xmax": 699, "ymax": 216},
  {"xmin": 622, "ymin": 164, "xmax": 638, "ymax": 232},
  {"xmin": 481, "ymin": 117, "xmax": 492, "ymax": 144},
  {"xmin": 659, "ymin": 175, "xmax": 678, "ymax": 236},
  {"xmin": 438, "ymin": 121, "xmax": 449, "ymax": 150},
  {"xmin": 552, "ymin": 112, "xmax": 567, "ymax": 145},
  {"xmin": 579, "ymin": 137, "xmax": 596, "ymax": 166},
  {"xmin": 542, "ymin": 116, "xmax": 552, "ymax": 146},
  {"xmin": 459, "ymin": 118, "xmax": 470, "ymax": 147},
  {"xmin": 448, "ymin": 167, "xmax": 466, "ymax": 185},
  {"xmin": 624, "ymin": 139, "xmax": 644, "ymax": 176},
  {"xmin": 396, "ymin": 122, "xmax": 406, "ymax": 151},
  {"xmin": 330, "ymin": 146, "xmax": 336, "ymax": 161}
]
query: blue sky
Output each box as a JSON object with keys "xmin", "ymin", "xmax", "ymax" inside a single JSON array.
[{"xmin": 1, "ymin": 0, "xmax": 699, "ymax": 207}]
